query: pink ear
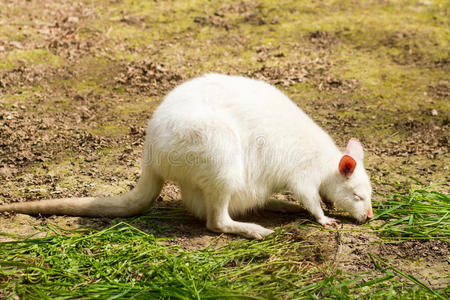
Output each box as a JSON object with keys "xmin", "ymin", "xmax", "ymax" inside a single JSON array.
[
  {"xmin": 339, "ymin": 155, "xmax": 357, "ymax": 178},
  {"xmin": 345, "ymin": 138, "xmax": 364, "ymax": 160}
]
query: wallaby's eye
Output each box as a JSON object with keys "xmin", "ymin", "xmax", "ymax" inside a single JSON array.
[{"xmin": 353, "ymin": 193, "xmax": 363, "ymax": 201}]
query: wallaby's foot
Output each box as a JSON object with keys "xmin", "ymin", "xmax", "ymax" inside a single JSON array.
[
  {"xmin": 207, "ymin": 219, "xmax": 274, "ymax": 239},
  {"xmin": 317, "ymin": 216, "xmax": 338, "ymax": 226},
  {"xmin": 239, "ymin": 223, "xmax": 274, "ymax": 239},
  {"xmin": 249, "ymin": 226, "xmax": 274, "ymax": 240}
]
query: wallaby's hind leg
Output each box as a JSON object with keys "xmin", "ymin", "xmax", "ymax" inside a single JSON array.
[
  {"xmin": 181, "ymin": 184, "xmax": 206, "ymax": 220},
  {"xmin": 204, "ymin": 190, "xmax": 274, "ymax": 239},
  {"xmin": 263, "ymin": 199, "xmax": 305, "ymax": 213}
]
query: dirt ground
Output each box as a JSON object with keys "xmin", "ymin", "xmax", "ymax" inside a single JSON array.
[{"xmin": 0, "ymin": 0, "xmax": 448, "ymax": 291}]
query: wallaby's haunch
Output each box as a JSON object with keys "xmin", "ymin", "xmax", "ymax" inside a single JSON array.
[{"xmin": 0, "ymin": 74, "xmax": 373, "ymax": 239}]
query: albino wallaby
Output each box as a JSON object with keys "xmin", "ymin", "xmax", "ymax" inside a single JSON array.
[{"xmin": 0, "ymin": 74, "xmax": 373, "ymax": 239}]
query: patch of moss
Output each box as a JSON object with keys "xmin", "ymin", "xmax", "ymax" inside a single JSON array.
[
  {"xmin": 0, "ymin": 49, "xmax": 64, "ymax": 70},
  {"xmin": 0, "ymin": 86, "xmax": 44, "ymax": 106},
  {"xmin": 331, "ymin": 46, "xmax": 448, "ymax": 111},
  {"xmin": 77, "ymin": 56, "xmax": 120, "ymax": 85},
  {"xmin": 87, "ymin": 0, "xmax": 207, "ymax": 52},
  {"xmin": 89, "ymin": 124, "xmax": 129, "ymax": 138},
  {"xmin": 286, "ymin": 82, "xmax": 321, "ymax": 103},
  {"xmin": 0, "ymin": 25, "xmax": 36, "ymax": 43},
  {"xmin": 43, "ymin": 158, "xmax": 128, "ymax": 197},
  {"xmin": 114, "ymin": 98, "xmax": 158, "ymax": 119}
]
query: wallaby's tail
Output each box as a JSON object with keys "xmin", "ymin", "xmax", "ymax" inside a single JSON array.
[{"xmin": 0, "ymin": 170, "xmax": 164, "ymax": 217}]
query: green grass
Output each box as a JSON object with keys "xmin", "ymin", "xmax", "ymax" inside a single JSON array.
[
  {"xmin": 1, "ymin": 185, "xmax": 448, "ymax": 299},
  {"xmin": 371, "ymin": 180, "xmax": 450, "ymax": 242},
  {"xmin": 0, "ymin": 224, "xmax": 442, "ymax": 299}
]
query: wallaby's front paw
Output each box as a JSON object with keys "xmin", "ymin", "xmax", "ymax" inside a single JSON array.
[{"xmin": 318, "ymin": 216, "xmax": 338, "ymax": 226}]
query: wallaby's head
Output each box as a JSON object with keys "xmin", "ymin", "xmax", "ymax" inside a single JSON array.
[{"xmin": 320, "ymin": 138, "xmax": 373, "ymax": 223}]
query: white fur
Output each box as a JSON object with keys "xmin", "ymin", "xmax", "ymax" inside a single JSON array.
[
  {"xmin": 143, "ymin": 74, "xmax": 372, "ymax": 238},
  {"xmin": 0, "ymin": 74, "xmax": 373, "ymax": 239}
]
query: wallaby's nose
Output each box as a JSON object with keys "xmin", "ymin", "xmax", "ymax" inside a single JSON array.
[{"xmin": 366, "ymin": 206, "xmax": 374, "ymax": 220}]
